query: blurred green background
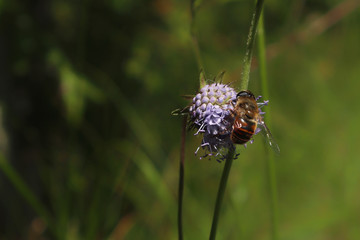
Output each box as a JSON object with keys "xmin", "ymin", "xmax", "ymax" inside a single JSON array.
[{"xmin": 0, "ymin": 0, "xmax": 360, "ymax": 239}]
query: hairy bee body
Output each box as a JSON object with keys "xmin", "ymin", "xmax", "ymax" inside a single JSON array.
[
  {"xmin": 230, "ymin": 90, "xmax": 259, "ymax": 145},
  {"xmin": 231, "ymin": 117, "xmax": 257, "ymax": 144}
]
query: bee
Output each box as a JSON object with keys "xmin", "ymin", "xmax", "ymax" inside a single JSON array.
[{"xmin": 230, "ymin": 90, "xmax": 280, "ymax": 154}]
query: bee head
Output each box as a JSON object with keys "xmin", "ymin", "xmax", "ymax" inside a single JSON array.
[{"xmin": 236, "ymin": 90, "xmax": 255, "ymax": 100}]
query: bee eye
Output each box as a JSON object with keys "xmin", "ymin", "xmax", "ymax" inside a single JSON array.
[{"xmin": 236, "ymin": 90, "xmax": 255, "ymax": 99}]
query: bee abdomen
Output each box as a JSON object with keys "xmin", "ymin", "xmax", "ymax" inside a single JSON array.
[{"xmin": 231, "ymin": 120, "xmax": 256, "ymax": 144}]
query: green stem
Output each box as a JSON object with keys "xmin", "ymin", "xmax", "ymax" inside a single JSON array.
[
  {"xmin": 178, "ymin": 116, "xmax": 187, "ymax": 240},
  {"xmin": 266, "ymin": 152, "xmax": 279, "ymax": 240},
  {"xmin": 257, "ymin": 14, "xmax": 269, "ymax": 99},
  {"xmin": 191, "ymin": 33, "xmax": 204, "ymax": 73},
  {"xmin": 257, "ymin": 13, "xmax": 279, "ymax": 240},
  {"xmin": 240, "ymin": 0, "xmax": 265, "ymax": 90},
  {"xmin": 190, "ymin": 0, "xmax": 205, "ymax": 75},
  {"xmin": 209, "ymin": 147, "xmax": 235, "ymax": 240},
  {"xmin": 0, "ymin": 153, "xmax": 55, "ymax": 235}
]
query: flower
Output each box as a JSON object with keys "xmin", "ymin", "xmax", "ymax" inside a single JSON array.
[
  {"xmin": 188, "ymin": 82, "xmax": 269, "ymax": 161},
  {"xmin": 188, "ymin": 83, "xmax": 236, "ymax": 161}
]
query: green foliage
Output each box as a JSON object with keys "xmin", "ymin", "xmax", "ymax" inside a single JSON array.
[
  {"xmin": 49, "ymin": 50, "xmax": 105, "ymax": 125},
  {"xmin": 0, "ymin": 0, "xmax": 360, "ymax": 239}
]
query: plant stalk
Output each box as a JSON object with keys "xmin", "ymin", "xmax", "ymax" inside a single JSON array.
[
  {"xmin": 178, "ymin": 116, "xmax": 187, "ymax": 240},
  {"xmin": 190, "ymin": 0, "xmax": 205, "ymax": 75},
  {"xmin": 257, "ymin": 13, "xmax": 279, "ymax": 240},
  {"xmin": 0, "ymin": 153, "xmax": 55, "ymax": 236},
  {"xmin": 240, "ymin": 0, "xmax": 265, "ymax": 90},
  {"xmin": 209, "ymin": 0, "xmax": 266, "ymax": 239},
  {"xmin": 209, "ymin": 147, "xmax": 235, "ymax": 240}
]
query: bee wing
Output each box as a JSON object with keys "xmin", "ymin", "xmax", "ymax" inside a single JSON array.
[{"xmin": 257, "ymin": 120, "xmax": 280, "ymax": 155}]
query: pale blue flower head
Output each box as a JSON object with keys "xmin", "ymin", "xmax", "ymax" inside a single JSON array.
[{"xmin": 189, "ymin": 83, "xmax": 237, "ymax": 160}]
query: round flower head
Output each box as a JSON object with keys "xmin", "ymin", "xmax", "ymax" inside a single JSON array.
[{"xmin": 188, "ymin": 83, "xmax": 237, "ymax": 160}]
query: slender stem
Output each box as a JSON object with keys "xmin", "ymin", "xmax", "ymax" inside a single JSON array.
[
  {"xmin": 190, "ymin": 0, "xmax": 205, "ymax": 74},
  {"xmin": 0, "ymin": 153, "xmax": 55, "ymax": 235},
  {"xmin": 192, "ymin": 34, "xmax": 205, "ymax": 72},
  {"xmin": 257, "ymin": 13, "xmax": 279, "ymax": 240},
  {"xmin": 266, "ymin": 152, "xmax": 279, "ymax": 240},
  {"xmin": 208, "ymin": 1, "xmax": 266, "ymax": 239},
  {"xmin": 257, "ymin": 14, "xmax": 269, "ymax": 99},
  {"xmin": 240, "ymin": 0, "xmax": 265, "ymax": 90},
  {"xmin": 209, "ymin": 147, "xmax": 235, "ymax": 240},
  {"xmin": 178, "ymin": 116, "xmax": 187, "ymax": 240}
]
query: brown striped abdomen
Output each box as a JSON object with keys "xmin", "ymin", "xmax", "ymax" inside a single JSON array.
[{"xmin": 231, "ymin": 118, "xmax": 257, "ymax": 144}]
